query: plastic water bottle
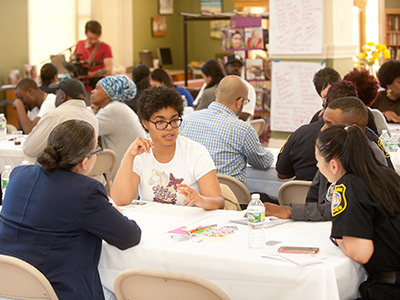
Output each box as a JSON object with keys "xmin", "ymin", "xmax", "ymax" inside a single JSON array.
[
  {"xmin": 388, "ymin": 135, "xmax": 399, "ymax": 153},
  {"xmin": 247, "ymin": 193, "xmax": 265, "ymax": 249},
  {"xmin": 1, "ymin": 165, "xmax": 12, "ymax": 200},
  {"xmin": 0, "ymin": 114, "xmax": 7, "ymax": 141},
  {"xmin": 379, "ymin": 130, "xmax": 390, "ymax": 152}
]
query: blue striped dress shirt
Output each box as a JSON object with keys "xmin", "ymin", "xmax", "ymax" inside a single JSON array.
[{"xmin": 180, "ymin": 102, "xmax": 274, "ymax": 185}]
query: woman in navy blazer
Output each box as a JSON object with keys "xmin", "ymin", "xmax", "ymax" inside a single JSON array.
[{"xmin": 0, "ymin": 120, "xmax": 141, "ymax": 300}]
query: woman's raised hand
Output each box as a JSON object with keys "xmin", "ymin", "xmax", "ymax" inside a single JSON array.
[{"xmin": 127, "ymin": 137, "xmax": 154, "ymax": 157}]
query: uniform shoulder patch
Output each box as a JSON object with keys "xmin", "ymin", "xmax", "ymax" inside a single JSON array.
[
  {"xmin": 332, "ymin": 183, "xmax": 347, "ymax": 217},
  {"xmin": 279, "ymin": 136, "xmax": 290, "ymax": 154}
]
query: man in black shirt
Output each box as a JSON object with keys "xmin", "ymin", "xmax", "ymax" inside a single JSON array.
[
  {"xmin": 276, "ymin": 81, "xmax": 356, "ymax": 181},
  {"xmin": 265, "ymin": 97, "xmax": 392, "ymax": 220}
]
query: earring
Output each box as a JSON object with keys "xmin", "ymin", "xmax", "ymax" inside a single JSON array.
[{"xmin": 386, "ymin": 88, "xmax": 392, "ymax": 98}]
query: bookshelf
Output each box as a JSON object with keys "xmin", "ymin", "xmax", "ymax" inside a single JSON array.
[{"xmin": 386, "ymin": 9, "xmax": 400, "ymax": 60}]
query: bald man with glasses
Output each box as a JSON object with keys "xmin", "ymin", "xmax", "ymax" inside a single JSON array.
[{"xmin": 180, "ymin": 75, "xmax": 274, "ymax": 185}]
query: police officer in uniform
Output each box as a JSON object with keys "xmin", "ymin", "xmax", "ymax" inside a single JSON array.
[{"xmin": 316, "ymin": 124, "xmax": 400, "ymax": 299}]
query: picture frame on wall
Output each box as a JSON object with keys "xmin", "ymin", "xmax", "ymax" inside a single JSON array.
[
  {"xmin": 152, "ymin": 17, "xmax": 167, "ymax": 37},
  {"xmin": 159, "ymin": 0, "xmax": 173, "ymax": 15},
  {"xmin": 226, "ymin": 28, "xmax": 245, "ymax": 50},
  {"xmin": 244, "ymin": 27, "xmax": 264, "ymax": 49},
  {"xmin": 210, "ymin": 20, "xmax": 230, "ymax": 39},
  {"xmin": 201, "ymin": 0, "xmax": 222, "ymax": 13},
  {"xmin": 246, "ymin": 58, "xmax": 265, "ymax": 81}
]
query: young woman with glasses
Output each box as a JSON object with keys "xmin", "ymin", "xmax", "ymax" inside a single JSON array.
[
  {"xmin": 0, "ymin": 119, "xmax": 141, "ymax": 300},
  {"xmin": 111, "ymin": 86, "xmax": 224, "ymax": 210}
]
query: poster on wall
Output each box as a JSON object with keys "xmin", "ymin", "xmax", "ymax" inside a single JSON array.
[
  {"xmin": 221, "ymin": 28, "xmax": 245, "ymax": 50},
  {"xmin": 269, "ymin": 0, "xmax": 322, "ymax": 54},
  {"xmin": 270, "ymin": 60, "xmax": 325, "ymax": 132},
  {"xmin": 201, "ymin": 0, "xmax": 222, "ymax": 13},
  {"xmin": 210, "ymin": 20, "xmax": 230, "ymax": 39},
  {"xmin": 159, "ymin": 0, "xmax": 173, "ymax": 15},
  {"xmin": 246, "ymin": 58, "xmax": 264, "ymax": 80},
  {"xmin": 244, "ymin": 27, "xmax": 264, "ymax": 49},
  {"xmin": 152, "ymin": 17, "xmax": 167, "ymax": 37}
]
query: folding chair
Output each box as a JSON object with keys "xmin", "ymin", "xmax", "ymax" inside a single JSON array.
[
  {"xmin": 220, "ymin": 183, "xmax": 241, "ymax": 211},
  {"xmin": 0, "ymin": 254, "xmax": 58, "ymax": 300},
  {"xmin": 250, "ymin": 118, "xmax": 266, "ymax": 137},
  {"xmin": 114, "ymin": 268, "xmax": 230, "ymax": 300},
  {"xmin": 277, "ymin": 180, "xmax": 312, "ymax": 206},
  {"xmin": 217, "ymin": 174, "xmax": 251, "ymax": 207},
  {"xmin": 87, "ymin": 149, "xmax": 117, "ymax": 195}
]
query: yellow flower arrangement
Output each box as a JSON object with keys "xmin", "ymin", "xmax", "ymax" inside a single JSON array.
[{"xmin": 355, "ymin": 42, "xmax": 391, "ymax": 67}]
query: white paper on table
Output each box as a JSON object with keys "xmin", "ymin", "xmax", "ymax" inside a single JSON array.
[
  {"xmin": 275, "ymin": 253, "xmax": 327, "ymax": 266},
  {"xmin": 230, "ymin": 217, "xmax": 293, "ymax": 228}
]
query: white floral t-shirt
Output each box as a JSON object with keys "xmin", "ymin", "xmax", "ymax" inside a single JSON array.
[{"xmin": 132, "ymin": 136, "xmax": 216, "ymax": 205}]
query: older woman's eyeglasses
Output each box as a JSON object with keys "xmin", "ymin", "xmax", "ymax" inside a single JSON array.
[
  {"xmin": 235, "ymin": 97, "xmax": 250, "ymax": 105},
  {"xmin": 87, "ymin": 146, "xmax": 103, "ymax": 157},
  {"xmin": 148, "ymin": 118, "xmax": 183, "ymax": 130}
]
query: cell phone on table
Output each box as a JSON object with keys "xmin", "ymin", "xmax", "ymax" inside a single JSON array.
[{"xmin": 278, "ymin": 246, "xmax": 319, "ymax": 254}]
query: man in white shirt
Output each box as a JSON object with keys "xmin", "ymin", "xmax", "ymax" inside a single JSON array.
[
  {"xmin": 14, "ymin": 78, "xmax": 56, "ymax": 134},
  {"xmin": 224, "ymin": 54, "xmax": 256, "ymax": 121},
  {"xmin": 23, "ymin": 79, "xmax": 98, "ymax": 158}
]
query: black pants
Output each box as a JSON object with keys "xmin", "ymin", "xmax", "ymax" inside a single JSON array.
[{"xmin": 359, "ymin": 280, "xmax": 400, "ymax": 299}]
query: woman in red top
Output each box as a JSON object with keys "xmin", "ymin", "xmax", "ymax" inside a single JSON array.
[{"xmin": 72, "ymin": 20, "xmax": 113, "ymax": 91}]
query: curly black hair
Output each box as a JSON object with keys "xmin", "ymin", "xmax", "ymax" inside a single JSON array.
[
  {"xmin": 344, "ymin": 68, "xmax": 378, "ymax": 106},
  {"xmin": 137, "ymin": 86, "xmax": 184, "ymax": 133},
  {"xmin": 377, "ymin": 60, "xmax": 400, "ymax": 89}
]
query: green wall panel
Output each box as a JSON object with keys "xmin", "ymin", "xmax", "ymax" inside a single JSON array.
[
  {"xmin": 386, "ymin": 0, "xmax": 400, "ymax": 9},
  {"xmin": 132, "ymin": 0, "xmax": 234, "ymax": 69},
  {"xmin": 0, "ymin": 0, "xmax": 28, "ymax": 89}
]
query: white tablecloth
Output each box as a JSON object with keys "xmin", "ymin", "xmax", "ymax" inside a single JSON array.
[
  {"xmin": 388, "ymin": 123, "xmax": 400, "ymax": 134},
  {"xmin": 0, "ymin": 136, "xmax": 35, "ymax": 172},
  {"xmin": 98, "ymin": 203, "xmax": 365, "ymax": 300}
]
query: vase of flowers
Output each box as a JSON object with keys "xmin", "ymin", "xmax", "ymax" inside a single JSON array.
[{"xmin": 355, "ymin": 42, "xmax": 391, "ymax": 76}]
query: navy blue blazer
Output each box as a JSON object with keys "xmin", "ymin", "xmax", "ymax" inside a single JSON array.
[{"xmin": 0, "ymin": 165, "xmax": 141, "ymax": 300}]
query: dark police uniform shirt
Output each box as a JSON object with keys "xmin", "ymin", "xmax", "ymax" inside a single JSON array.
[
  {"xmin": 276, "ymin": 119, "xmax": 324, "ymax": 181},
  {"xmin": 331, "ymin": 173, "xmax": 400, "ymax": 275}
]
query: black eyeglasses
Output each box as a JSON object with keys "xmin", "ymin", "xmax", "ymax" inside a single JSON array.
[
  {"xmin": 87, "ymin": 147, "xmax": 103, "ymax": 157},
  {"xmin": 235, "ymin": 97, "xmax": 250, "ymax": 105},
  {"xmin": 148, "ymin": 118, "xmax": 183, "ymax": 130}
]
